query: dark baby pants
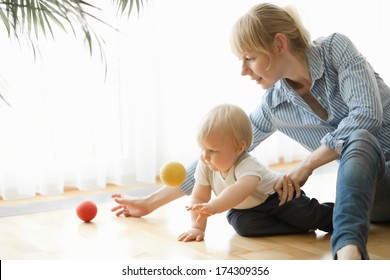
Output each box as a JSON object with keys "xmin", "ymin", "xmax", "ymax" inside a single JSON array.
[{"xmin": 227, "ymin": 192, "xmax": 334, "ymax": 237}]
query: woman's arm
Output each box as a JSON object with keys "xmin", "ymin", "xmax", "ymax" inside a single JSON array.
[
  {"xmin": 248, "ymin": 101, "xmax": 275, "ymax": 152},
  {"xmin": 112, "ymin": 160, "xmax": 198, "ymax": 217},
  {"xmin": 111, "ymin": 184, "xmax": 187, "ymax": 217},
  {"xmin": 321, "ymin": 33, "xmax": 382, "ymax": 151}
]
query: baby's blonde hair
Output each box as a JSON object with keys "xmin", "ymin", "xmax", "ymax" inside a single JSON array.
[
  {"xmin": 230, "ymin": 3, "xmax": 310, "ymax": 63},
  {"xmin": 197, "ymin": 104, "xmax": 253, "ymax": 151}
]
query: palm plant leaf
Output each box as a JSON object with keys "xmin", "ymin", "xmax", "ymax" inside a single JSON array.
[
  {"xmin": 0, "ymin": 8, "xmax": 11, "ymax": 34},
  {"xmin": 0, "ymin": 1, "xmax": 144, "ymax": 45},
  {"xmin": 0, "ymin": 0, "xmax": 145, "ymax": 105}
]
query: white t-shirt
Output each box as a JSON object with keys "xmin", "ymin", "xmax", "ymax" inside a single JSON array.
[{"xmin": 194, "ymin": 152, "xmax": 281, "ymax": 209}]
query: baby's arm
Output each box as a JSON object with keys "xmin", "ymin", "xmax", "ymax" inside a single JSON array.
[
  {"xmin": 187, "ymin": 175, "xmax": 260, "ymax": 222},
  {"xmin": 178, "ymin": 183, "xmax": 211, "ymax": 242}
]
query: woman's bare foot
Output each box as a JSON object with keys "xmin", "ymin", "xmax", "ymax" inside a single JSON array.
[{"xmin": 336, "ymin": 244, "xmax": 362, "ymax": 260}]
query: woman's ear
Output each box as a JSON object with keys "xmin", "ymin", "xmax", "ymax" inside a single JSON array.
[{"xmin": 273, "ymin": 33, "xmax": 288, "ymax": 54}]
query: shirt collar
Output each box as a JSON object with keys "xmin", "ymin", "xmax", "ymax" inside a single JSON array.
[
  {"xmin": 267, "ymin": 42, "xmax": 325, "ymax": 109},
  {"xmin": 306, "ymin": 40, "xmax": 325, "ymax": 82}
]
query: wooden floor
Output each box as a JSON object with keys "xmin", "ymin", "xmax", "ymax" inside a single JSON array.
[{"xmin": 1, "ymin": 162, "xmax": 390, "ymax": 260}]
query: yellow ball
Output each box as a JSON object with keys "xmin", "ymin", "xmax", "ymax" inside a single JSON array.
[{"xmin": 159, "ymin": 161, "xmax": 186, "ymax": 187}]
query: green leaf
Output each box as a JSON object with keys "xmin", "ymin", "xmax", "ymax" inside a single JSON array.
[
  {"xmin": 26, "ymin": 0, "xmax": 33, "ymax": 34},
  {"xmin": 36, "ymin": 2, "xmax": 47, "ymax": 37},
  {"xmin": 120, "ymin": 0, "xmax": 129, "ymax": 13},
  {"xmin": 40, "ymin": 3, "xmax": 66, "ymax": 36},
  {"xmin": 0, "ymin": 8, "xmax": 11, "ymax": 36},
  {"xmin": 0, "ymin": 0, "xmax": 146, "ymax": 89}
]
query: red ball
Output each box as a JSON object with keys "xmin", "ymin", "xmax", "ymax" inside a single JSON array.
[{"xmin": 76, "ymin": 200, "xmax": 97, "ymax": 222}]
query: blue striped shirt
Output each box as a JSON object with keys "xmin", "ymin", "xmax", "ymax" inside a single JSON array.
[{"xmin": 180, "ymin": 33, "xmax": 390, "ymax": 195}]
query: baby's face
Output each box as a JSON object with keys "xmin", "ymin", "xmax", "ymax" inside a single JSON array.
[{"xmin": 199, "ymin": 129, "xmax": 242, "ymax": 175}]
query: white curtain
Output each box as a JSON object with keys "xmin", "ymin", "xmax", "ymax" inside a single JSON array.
[{"xmin": 0, "ymin": 0, "xmax": 388, "ymax": 200}]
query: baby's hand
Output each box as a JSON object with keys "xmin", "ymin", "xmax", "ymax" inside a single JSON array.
[
  {"xmin": 186, "ymin": 203, "xmax": 216, "ymax": 223},
  {"xmin": 178, "ymin": 228, "xmax": 205, "ymax": 242}
]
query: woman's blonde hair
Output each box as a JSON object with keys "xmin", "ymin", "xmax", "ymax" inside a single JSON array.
[
  {"xmin": 197, "ymin": 104, "xmax": 253, "ymax": 151},
  {"xmin": 230, "ymin": 3, "xmax": 310, "ymax": 62}
]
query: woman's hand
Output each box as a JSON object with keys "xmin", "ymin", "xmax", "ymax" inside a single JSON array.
[
  {"xmin": 111, "ymin": 194, "xmax": 151, "ymax": 217},
  {"xmin": 274, "ymin": 162, "xmax": 313, "ymax": 205}
]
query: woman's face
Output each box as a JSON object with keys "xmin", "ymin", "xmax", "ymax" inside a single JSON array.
[{"xmin": 240, "ymin": 51, "xmax": 281, "ymax": 89}]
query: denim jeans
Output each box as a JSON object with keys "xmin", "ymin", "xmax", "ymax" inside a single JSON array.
[{"xmin": 331, "ymin": 129, "xmax": 390, "ymax": 259}]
